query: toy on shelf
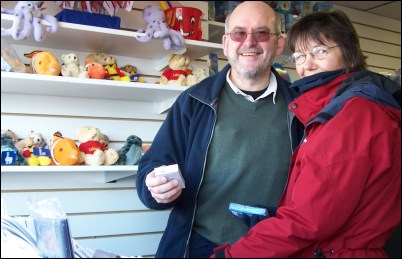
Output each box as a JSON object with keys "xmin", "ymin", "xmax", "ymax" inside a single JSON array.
[
  {"xmin": 1, "ymin": 1, "xmax": 59, "ymax": 42},
  {"xmin": 120, "ymin": 64, "xmax": 145, "ymax": 83},
  {"xmin": 24, "ymin": 50, "xmax": 61, "ymax": 76},
  {"xmin": 1, "ymin": 38, "xmax": 27, "ymax": 73},
  {"xmin": 14, "ymin": 131, "xmax": 51, "ymax": 166},
  {"xmin": 160, "ymin": 54, "xmax": 196, "ymax": 86},
  {"xmin": 1, "ymin": 132, "xmax": 26, "ymax": 166},
  {"xmin": 76, "ymin": 126, "xmax": 119, "ymax": 166},
  {"xmin": 50, "ymin": 131, "xmax": 82, "ymax": 166},
  {"xmin": 60, "ymin": 53, "xmax": 88, "ymax": 78},
  {"xmin": 103, "ymin": 56, "xmax": 130, "ymax": 81},
  {"xmin": 115, "ymin": 135, "xmax": 142, "ymax": 165},
  {"xmin": 135, "ymin": 4, "xmax": 185, "ymax": 51}
]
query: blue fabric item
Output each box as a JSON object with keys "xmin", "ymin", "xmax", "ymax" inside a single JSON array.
[
  {"xmin": 291, "ymin": 69, "xmax": 344, "ymax": 94},
  {"xmin": 55, "ymin": 9, "xmax": 121, "ymax": 29},
  {"xmin": 188, "ymin": 231, "xmax": 217, "ymax": 258}
]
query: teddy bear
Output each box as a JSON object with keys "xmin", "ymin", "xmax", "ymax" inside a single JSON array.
[
  {"xmin": 85, "ymin": 53, "xmax": 107, "ymax": 65},
  {"xmin": 103, "ymin": 56, "xmax": 131, "ymax": 82},
  {"xmin": 60, "ymin": 53, "xmax": 88, "ymax": 78},
  {"xmin": 24, "ymin": 50, "xmax": 61, "ymax": 76},
  {"xmin": 76, "ymin": 126, "xmax": 119, "ymax": 166},
  {"xmin": 120, "ymin": 64, "xmax": 145, "ymax": 83},
  {"xmin": 14, "ymin": 131, "xmax": 51, "ymax": 166},
  {"xmin": 189, "ymin": 67, "xmax": 208, "ymax": 86},
  {"xmin": 160, "ymin": 54, "xmax": 194, "ymax": 86}
]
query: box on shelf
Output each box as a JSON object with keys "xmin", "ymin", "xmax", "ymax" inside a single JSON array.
[{"xmin": 55, "ymin": 9, "xmax": 121, "ymax": 29}]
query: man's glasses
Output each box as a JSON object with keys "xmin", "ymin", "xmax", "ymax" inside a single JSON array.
[
  {"xmin": 227, "ymin": 30, "xmax": 279, "ymax": 42},
  {"xmin": 290, "ymin": 45, "xmax": 340, "ymax": 65}
]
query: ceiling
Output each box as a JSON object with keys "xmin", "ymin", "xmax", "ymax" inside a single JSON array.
[{"xmin": 330, "ymin": 1, "xmax": 401, "ymax": 21}]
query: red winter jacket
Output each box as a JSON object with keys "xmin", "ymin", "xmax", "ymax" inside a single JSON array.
[{"xmin": 213, "ymin": 71, "xmax": 401, "ymax": 258}]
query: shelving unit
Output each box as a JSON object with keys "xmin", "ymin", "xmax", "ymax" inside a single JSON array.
[{"xmin": 1, "ymin": 165, "xmax": 138, "ymax": 183}]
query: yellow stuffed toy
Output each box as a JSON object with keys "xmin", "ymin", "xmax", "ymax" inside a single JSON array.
[{"xmin": 24, "ymin": 50, "xmax": 61, "ymax": 76}]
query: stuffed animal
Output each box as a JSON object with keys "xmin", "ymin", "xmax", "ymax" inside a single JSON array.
[
  {"xmin": 86, "ymin": 62, "xmax": 106, "ymax": 79},
  {"xmin": 120, "ymin": 64, "xmax": 145, "ymax": 83},
  {"xmin": 76, "ymin": 126, "xmax": 119, "ymax": 166},
  {"xmin": 1, "ymin": 134, "xmax": 26, "ymax": 165},
  {"xmin": 184, "ymin": 67, "xmax": 208, "ymax": 86},
  {"xmin": 14, "ymin": 131, "xmax": 51, "ymax": 166},
  {"xmin": 160, "ymin": 54, "xmax": 194, "ymax": 86},
  {"xmin": 50, "ymin": 131, "xmax": 82, "ymax": 166},
  {"xmin": 24, "ymin": 50, "xmax": 61, "ymax": 76},
  {"xmin": 135, "ymin": 4, "xmax": 185, "ymax": 51},
  {"xmin": 115, "ymin": 135, "xmax": 143, "ymax": 165},
  {"xmin": 60, "ymin": 53, "xmax": 88, "ymax": 78},
  {"xmin": 1, "ymin": 129, "xmax": 18, "ymax": 143},
  {"xmin": 85, "ymin": 53, "xmax": 107, "ymax": 66},
  {"xmin": 103, "ymin": 56, "xmax": 131, "ymax": 81},
  {"xmin": 1, "ymin": 1, "xmax": 59, "ymax": 42}
]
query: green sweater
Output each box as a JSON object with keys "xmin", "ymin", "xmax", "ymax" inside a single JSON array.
[{"xmin": 193, "ymin": 83, "xmax": 292, "ymax": 245}]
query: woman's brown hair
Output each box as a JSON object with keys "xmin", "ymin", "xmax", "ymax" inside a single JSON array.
[{"xmin": 287, "ymin": 10, "xmax": 367, "ymax": 72}]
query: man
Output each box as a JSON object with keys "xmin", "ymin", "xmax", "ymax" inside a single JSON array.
[{"xmin": 136, "ymin": 2, "xmax": 302, "ymax": 257}]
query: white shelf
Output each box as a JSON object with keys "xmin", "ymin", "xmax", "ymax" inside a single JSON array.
[
  {"xmin": 1, "ymin": 165, "xmax": 138, "ymax": 183},
  {"xmin": 1, "ymin": 13, "xmax": 223, "ymax": 65},
  {"xmin": 1, "ymin": 72, "xmax": 187, "ymax": 114}
]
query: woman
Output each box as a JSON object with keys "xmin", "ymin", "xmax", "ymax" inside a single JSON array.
[{"xmin": 212, "ymin": 10, "xmax": 401, "ymax": 258}]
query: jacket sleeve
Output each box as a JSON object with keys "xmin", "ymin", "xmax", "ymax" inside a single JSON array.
[
  {"xmin": 212, "ymin": 100, "xmax": 396, "ymax": 257},
  {"xmin": 136, "ymin": 92, "xmax": 190, "ymax": 210}
]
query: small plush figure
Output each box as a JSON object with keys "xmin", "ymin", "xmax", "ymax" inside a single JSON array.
[
  {"xmin": 115, "ymin": 135, "xmax": 143, "ymax": 165},
  {"xmin": 103, "ymin": 56, "xmax": 130, "ymax": 81},
  {"xmin": 1, "ymin": 1, "xmax": 59, "ymax": 42},
  {"xmin": 24, "ymin": 50, "xmax": 61, "ymax": 76},
  {"xmin": 76, "ymin": 126, "xmax": 119, "ymax": 166},
  {"xmin": 86, "ymin": 62, "xmax": 106, "ymax": 79},
  {"xmin": 85, "ymin": 53, "xmax": 107, "ymax": 66},
  {"xmin": 14, "ymin": 131, "xmax": 50, "ymax": 166},
  {"xmin": 50, "ymin": 131, "xmax": 82, "ymax": 166},
  {"xmin": 1, "ymin": 129, "xmax": 18, "ymax": 143},
  {"xmin": 160, "ymin": 54, "xmax": 193, "ymax": 86},
  {"xmin": 135, "ymin": 5, "xmax": 185, "ymax": 51},
  {"xmin": 120, "ymin": 64, "xmax": 145, "ymax": 82},
  {"xmin": 1, "ymin": 134, "xmax": 26, "ymax": 165},
  {"xmin": 60, "ymin": 53, "xmax": 88, "ymax": 78}
]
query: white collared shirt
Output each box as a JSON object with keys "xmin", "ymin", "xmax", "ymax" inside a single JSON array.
[{"xmin": 226, "ymin": 69, "xmax": 278, "ymax": 103}]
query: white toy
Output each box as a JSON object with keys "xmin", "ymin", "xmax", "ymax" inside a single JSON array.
[
  {"xmin": 135, "ymin": 4, "xmax": 185, "ymax": 51},
  {"xmin": 60, "ymin": 53, "xmax": 88, "ymax": 78},
  {"xmin": 1, "ymin": 1, "xmax": 59, "ymax": 42}
]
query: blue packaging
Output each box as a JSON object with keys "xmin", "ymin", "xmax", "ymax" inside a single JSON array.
[{"xmin": 55, "ymin": 9, "xmax": 121, "ymax": 29}]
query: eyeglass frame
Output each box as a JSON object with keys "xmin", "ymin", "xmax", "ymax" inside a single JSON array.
[
  {"xmin": 226, "ymin": 30, "xmax": 280, "ymax": 43},
  {"xmin": 290, "ymin": 45, "xmax": 340, "ymax": 65}
]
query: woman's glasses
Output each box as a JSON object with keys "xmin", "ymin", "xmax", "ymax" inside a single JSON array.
[
  {"xmin": 227, "ymin": 30, "xmax": 279, "ymax": 43},
  {"xmin": 290, "ymin": 45, "xmax": 340, "ymax": 65}
]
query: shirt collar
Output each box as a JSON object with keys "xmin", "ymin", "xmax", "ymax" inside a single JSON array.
[{"xmin": 226, "ymin": 69, "xmax": 278, "ymax": 103}]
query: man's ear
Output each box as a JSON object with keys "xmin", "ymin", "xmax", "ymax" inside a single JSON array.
[
  {"xmin": 222, "ymin": 34, "xmax": 229, "ymax": 57},
  {"xmin": 276, "ymin": 34, "xmax": 286, "ymax": 56}
]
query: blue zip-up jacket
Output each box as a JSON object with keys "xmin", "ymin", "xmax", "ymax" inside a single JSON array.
[{"xmin": 136, "ymin": 64, "xmax": 303, "ymax": 258}]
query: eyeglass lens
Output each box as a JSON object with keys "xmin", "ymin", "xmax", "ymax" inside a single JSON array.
[
  {"xmin": 291, "ymin": 45, "xmax": 338, "ymax": 65},
  {"xmin": 229, "ymin": 31, "xmax": 273, "ymax": 42}
]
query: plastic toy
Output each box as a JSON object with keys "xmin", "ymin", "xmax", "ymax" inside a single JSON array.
[
  {"xmin": 1, "ymin": 1, "xmax": 59, "ymax": 42},
  {"xmin": 135, "ymin": 4, "xmax": 185, "ymax": 51}
]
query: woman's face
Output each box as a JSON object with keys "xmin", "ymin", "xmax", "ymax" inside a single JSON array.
[{"xmin": 294, "ymin": 38, "xmax": 346, "ymax": 78}]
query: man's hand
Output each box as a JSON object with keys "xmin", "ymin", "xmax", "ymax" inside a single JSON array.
[{"xmin": 145, "ymin": 170, "xmax": 182, "ymax": 203}]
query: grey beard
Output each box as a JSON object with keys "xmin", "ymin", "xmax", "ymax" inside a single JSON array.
[{"xmin": 230, "ymin": 58, "xmax": 273, "ymax": 81}]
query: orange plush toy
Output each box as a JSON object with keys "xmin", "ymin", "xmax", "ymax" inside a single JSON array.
[{"xmin": 24, "ymin": 50, "xmax": 61, "ymax": 76}]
